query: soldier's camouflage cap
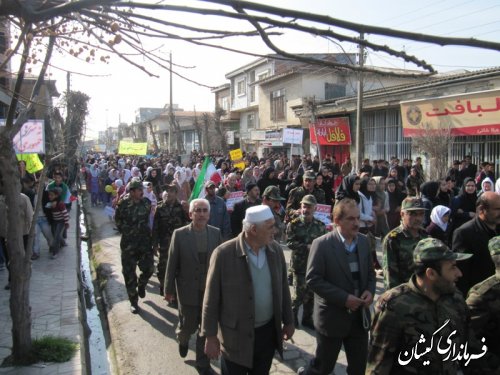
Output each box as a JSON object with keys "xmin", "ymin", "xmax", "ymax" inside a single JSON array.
[
  {"xmin": 489, "ymin": 236, "xmax": 500, "ymax": 257},
  {"xmin": 402, "ymin": 197, "xmax": 427, "ymax": 211},
  {"xmin": 303, "ymin": 170, "xmax": 316, "ymax": 180},
  {"xmin": 300, "ymin": 194, "xmax": 317, "ymax": 206},
  {"xmin": 128, "ymin": 180, "xmax": 144, "ymax": 190},
  {"xmin": 413, "ymin": 238, "xmax": 472, "ymax": 265},
  {"xmin": 262, "ymin": 185, "xmax": 284, "ymax": 201}
]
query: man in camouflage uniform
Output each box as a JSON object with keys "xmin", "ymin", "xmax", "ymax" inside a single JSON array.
[
  {"xmin": 152, "ymin": 183, "xmax": 189, "ymax": 300},
  {"xmin": 286, "ymin": 170, "xmax": 325, "ymax": 219},
  {"xmin": 261, "ymin": 185, "xmax": 286, "ymax": 241},
  {"xmin": 286, "ymin": 195, "xmax": 326, "ymax": 329},
  {"xmin": 115, "ymin": 180, "xmax": 154, "ymax": 313},
  {"xmin": 467, "ymin": 235, "xmax": 500, "ymax": 371},
  {"xmin": 382, "ymin": 197, "xmax": 428, "ymax": 289},
  {"xmin": 368, "ymin": 238, "xmax": 475, "ymax": 374}
]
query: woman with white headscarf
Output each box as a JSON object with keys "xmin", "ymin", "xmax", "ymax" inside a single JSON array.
[
  {"xmin": 131, "ymin": 166, "xmax": 142, "ymax": 180},
  {"xmin": 174, "ymin": 169, "xmax": 191, "ymax": 202},
  {"xmin": 425, "ymin": 205, "xmax": 451, "ymax": 246}
]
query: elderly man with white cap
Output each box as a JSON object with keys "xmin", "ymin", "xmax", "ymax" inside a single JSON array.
[{"xmin": 202, "ymin": 205, "xmax": 294, "ymax": 374}]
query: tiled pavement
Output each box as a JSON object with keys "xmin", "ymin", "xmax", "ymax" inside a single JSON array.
[{"xmin": 0, "ymin": 207, "xmax": 83, "ymax": 375}]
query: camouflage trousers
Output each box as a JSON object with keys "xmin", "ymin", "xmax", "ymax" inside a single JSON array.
[
  {"xmin": 292, "ymin": 273, "xmax": 314, "ymax": 320},
  {"xmin": 121, "ymin": 241, "xmax": 154, "ymax": 304},
  {"xmin": 156, "ymin": 247, "xmax": 168, "ymax": 294}
]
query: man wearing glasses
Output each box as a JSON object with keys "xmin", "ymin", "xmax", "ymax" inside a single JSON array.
[{"xmin": 165, "ymin": 198, "xmax": 222, "ymax": 375}]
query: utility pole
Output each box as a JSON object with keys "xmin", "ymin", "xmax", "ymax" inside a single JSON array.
[
  {"xmin": 168, "ymin": 51, "xmax": 173, "ymax": 153},
  {"xmin": 355, "ymin": 32, "xmax": 364, "ymax": 173}
]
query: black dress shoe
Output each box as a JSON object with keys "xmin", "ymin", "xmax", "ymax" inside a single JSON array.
[
  {"xmin": 138, "ymin": 284, "xmax": 146, "ymax": 298},
  {"xmin": 179, "ymin": 343, "xmax": 188, "ymax": 358},
  {"xmin": 130, "ymin": 302, "xmax": 140, "ymax": 314}
]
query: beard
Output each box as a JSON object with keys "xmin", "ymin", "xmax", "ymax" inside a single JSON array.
[{"xmin": 432, "ymin": 277, "xmax": 457, "ymax": 295}]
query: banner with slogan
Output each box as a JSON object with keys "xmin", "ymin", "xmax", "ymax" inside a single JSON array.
[
  {"xmin": 233, "ymin": 162, "xmax": 246, "ymax": 171},
  {"xmin": 0, "ymin": 119, "xmax": 45, "ymax": 154},
  {"xmin": 226, "ymin": 191, "xmax": 245, "ymax": 212},
  {"xmin": 229, "ymin": 148, "xmax": 246, "ymax": 171},
  {"xmin": 17, "ymin": 153, "xmax": 44, "ymax": 174},
  {"xmin": 282, "ymin": 128, "xmax": 303, "ymax": 145},
  {"xmin": 118, "ymin": 141, "xmax": 148, "ymax": 156},
  {"xmin": 314, "ymin": 204, "xmax": 332, "ymax": 226},
  {"xmin": 229, "ymin": 148, "xmax": 243, "ymax": 161},
  {"xmin": 401, "ymin": 89, "xmax": 500, "ymax": 137},
  {"xmin": 310, "ymin": 118, "xmax": 351, "ymax": 145}
]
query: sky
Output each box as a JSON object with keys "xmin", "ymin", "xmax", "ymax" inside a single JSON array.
[{"xmin": 37, "ymin": 0, "xmax": 500, "ymax": 139}]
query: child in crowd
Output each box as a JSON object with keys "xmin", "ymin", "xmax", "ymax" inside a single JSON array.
[{"xmin": 46, "ymin": 187, "xmax": 69, "ymax": 259}]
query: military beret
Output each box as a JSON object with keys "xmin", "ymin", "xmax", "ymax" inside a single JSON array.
[
  {"xmin": 128, "ymin": 180, "xmax": 144, "ymax": 190},
  {"xmin": 489, "ymin": 236, "xmax": 500, "ymax": 257},
  {"xmin": 413, "ymin": 238, "xmax": 472, "ymax": 265},
  {"xmin": 300, "ymin": 194, "xmax": 317, "ymax": 206},
  {"xmin": 262, "ymin": 185, "xmax": 284, "ymax": 201},
  {"xmin": 402, "ymin": 197, "xmax": 427, "ymax": 211},
  {"xmin": 303, "ymin": 170, "xmax": 316, "ymax": 180}
]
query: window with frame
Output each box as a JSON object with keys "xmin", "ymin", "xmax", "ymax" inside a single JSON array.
[
  {"xmin": 221, "ymin": 96, "xmax": 229, "ymax": 110},
  {"xmin": 237, "ymin": 79, "xmax": 246, "ymax": 96},
  {"xmin": 325, "ymin": 83, "xmax": 346, "ymax": 100},
  {"xmin": 247, "ymin": 113, "xmax": 255, "ymax": 129},
  {"xmin": 270, "ymin": 89, "xmax": 286, "ymax": 121},
  {"xmin": 258, "ymin": 70, "xmax": 270, "ymax": 80}
]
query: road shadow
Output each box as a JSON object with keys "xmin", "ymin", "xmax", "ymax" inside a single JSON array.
[{"xmin": 138, "ymin": 300, "xmax": 177, "ymax": 339}]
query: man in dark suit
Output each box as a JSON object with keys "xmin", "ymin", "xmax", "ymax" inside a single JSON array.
[
  {"xmin": 230, "ymin": 182, "xmax": 261, "ymax": 237},
  {"xmin": 299, "ymin": 198, "xmax": 376, "ymax": 375},
  {"xmin": 165, "ymin": 198, "xmax": 222, "ymax": 375},
  {"xmin": 452, "ymin": 191, "xmax": 500, "ymax": 296}
]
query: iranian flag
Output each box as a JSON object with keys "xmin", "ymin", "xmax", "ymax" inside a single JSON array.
[{"xmin": 189, "ymin": 157, "xmax": 217, "ymax": 201}]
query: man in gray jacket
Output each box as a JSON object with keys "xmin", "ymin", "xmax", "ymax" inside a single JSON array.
[
  {"xmin": 299, "ymin": 198, "xmax": 376, "ymax": 375},
  {"xmin": 202, "ymin": 205, "xmax": 294, "ymax": 374},
  {"xmin": 165, "ymin": 198, "xmax": 222, "ymax": 375}
]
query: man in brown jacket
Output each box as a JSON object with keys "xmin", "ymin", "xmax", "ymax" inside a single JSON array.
[{"xmin": 202, "ymin": 205, "xmax": 294, "ymax": 374}]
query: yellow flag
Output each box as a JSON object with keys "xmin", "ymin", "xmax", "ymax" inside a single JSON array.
[{"xmin": 17, "ymin": 154, "xmax": 44, "ymax": 173}]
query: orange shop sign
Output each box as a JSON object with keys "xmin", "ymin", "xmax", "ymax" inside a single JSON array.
[
  {"xmin": 309, "ymin": 118, "xmax": 351, "ymax": 145},
  {"xmin": 400, "ymin": 89, "xmax": 500, "ymax": 137}
]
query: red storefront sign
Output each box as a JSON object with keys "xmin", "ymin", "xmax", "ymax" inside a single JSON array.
[{"xmin": 309, "ymin": 118, "xmax": 351, "ymax": 145}]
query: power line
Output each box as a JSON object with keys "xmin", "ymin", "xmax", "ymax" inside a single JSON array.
[{"xmin": 412, "ymin": 4, "xmax": 500, "ymax": 33}]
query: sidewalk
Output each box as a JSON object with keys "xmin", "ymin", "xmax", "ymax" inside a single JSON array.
[{"xmin": 0, "ymin": 207, "xmax": 83, "ymax": 375}]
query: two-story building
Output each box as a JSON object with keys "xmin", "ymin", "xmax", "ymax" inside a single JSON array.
[
  {"xmin": 219, "ymin": 53, "xmax": 426, "ymax": 157},
  {"xmin": 292, "ymin": 67, "xmax": 500, "ymax": 178}
]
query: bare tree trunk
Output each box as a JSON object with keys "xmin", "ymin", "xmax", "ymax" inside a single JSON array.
[
  {"xmin": 147, "ymin": 121, "xmax": 159, "ymax": 152},
  {"xmin": 192, "ymin": 108, "xmax": 203, "ymax": 152},
  {"xmin": 202, "ymin": 113, "xmax": 211, "ymax": 152},
  {"xmin": 0, "ymin": 135, "xmax": 32, "ymax": 363},
  {"xmin": 214, "ymin": 107, "xmax": 228, "ymax": 154}
]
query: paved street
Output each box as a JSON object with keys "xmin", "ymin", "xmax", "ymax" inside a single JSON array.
[
  {"xmin": 0, "ymin": 197, "xmax": 385, "ymax": 375},
  {"xmin": 88, "ymin": 202, "xmax": 385, "ymax": 375}
]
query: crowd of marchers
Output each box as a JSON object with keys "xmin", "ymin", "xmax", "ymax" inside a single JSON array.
[{"xmin": 79, "ymin": 148, "xmax": 499, "ymax": 375}]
